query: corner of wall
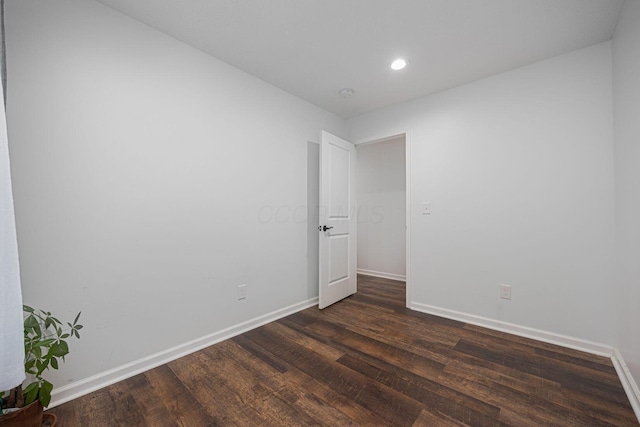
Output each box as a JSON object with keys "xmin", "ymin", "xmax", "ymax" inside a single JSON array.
[{"xmin": 612, "ymin": 348, "xmax": 640, "ymax": 422}]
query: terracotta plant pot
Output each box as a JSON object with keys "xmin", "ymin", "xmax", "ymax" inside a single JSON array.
[
  {"xmin": 0, "ymin": 400, "xmax": 43, "ymax": 427},
  {"xmin": 42, "ymin": 413, "xmax": 58, "ymax": 426}
]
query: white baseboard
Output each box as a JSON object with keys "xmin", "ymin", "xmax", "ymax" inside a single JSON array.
[
  {"xmin": 611, "ymin": 348, "xmax": 640, "ymax": 422},
  {"xmin": 357, "ymin": 268, "xmax": 406, "ymax": 282},
  {"xmin": 49, "ymin": 297, "xmax": 319, "ymax": 409},
  {"xmin": 410, "ymin": 302, "xmax": 614, "ymax": 357}
]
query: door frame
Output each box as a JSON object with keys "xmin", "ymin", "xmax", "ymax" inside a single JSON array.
[{"xmin": 352, "ymin": 129, "xmax": 411, "ymax": 308}]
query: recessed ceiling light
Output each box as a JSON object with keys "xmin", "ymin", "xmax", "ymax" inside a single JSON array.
[{"xmin": 391, "ymin": 58, "xmax": 407, "ymax": 71}]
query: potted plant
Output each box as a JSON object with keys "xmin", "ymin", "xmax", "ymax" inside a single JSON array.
[{"xmin": 0, "ymin": 305, "xmax": 83, "ymax": 427}]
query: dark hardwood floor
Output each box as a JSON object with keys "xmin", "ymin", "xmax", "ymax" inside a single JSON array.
[{"xmin": 49, "ymin": 275, "xmax": 639, "ymax": 426}]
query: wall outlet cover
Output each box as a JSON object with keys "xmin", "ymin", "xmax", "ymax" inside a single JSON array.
[{"xmin": 500, "ymin": 284, "xmax": 511, "ymax": 300}]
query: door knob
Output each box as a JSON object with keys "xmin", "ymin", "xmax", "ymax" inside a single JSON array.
[{"xmin": 322, "ymin": 225, "xmax": 333, "ymax": 232}]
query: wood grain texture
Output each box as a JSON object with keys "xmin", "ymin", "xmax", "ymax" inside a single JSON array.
[{"xmin": 48, "ymin": 275, "xmax": 639, "ymax": 426}]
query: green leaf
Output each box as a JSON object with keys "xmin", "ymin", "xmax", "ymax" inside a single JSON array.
[
  {"xmin": 23, "ymin": 381, "xmax": 38, "ymax": 394},
  {"xmin": 23, "ymin": 305, "xmax": 35, "ymax": 313},
  {"xmin": 61, "ymin": 333, "xmax": 70, "ymax": 339},
  {"xmin": 73, "ymin": 311, "xmax": 82, "ymax": 325},
  {"xmin": 36, "ymin": 360, "xmax": 47, "ymax": 376},
  {"xmin": 34, "ymin": 338, "xmax": 56, "ymax": 347},
  {"xmin": 51, "ymin": 357, "xmax": 59, "ymax": 370},
  {"xmin": 39, "ymin": 381, "xmax": 53, "ymax": 407},
  {"xmin": 32, "ymin": 346, "xmax": 42, "ymax": 359},
  {"xmin": 24, "ymin": 314, "xmax": 39, "ymax": 329},
  {"xmin": 54, "ymin": 341, "xmax": 69, "ymax": 357},
  {"xmin": 23, "ymin": 382, "xmax": 39, "ymax": 406},
  {"xmin": 46, "ymin": 342, "xmax": 57, "ymax": 356},
  {"xmin": 75, "ymin": 325, "xmax": 84, "ymax": 330}
]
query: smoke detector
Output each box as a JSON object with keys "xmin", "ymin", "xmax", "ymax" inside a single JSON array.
[{"xmin": 339, "ymin": 88, "xmax": 354, "ymax": 98}]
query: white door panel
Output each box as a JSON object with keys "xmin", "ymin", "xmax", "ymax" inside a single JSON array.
[{"xmin": 319, "ymin": 131, "xmax": 356, "ymax": 309}]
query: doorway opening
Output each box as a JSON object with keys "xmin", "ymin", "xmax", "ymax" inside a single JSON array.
[{"xmin": 355, "ymin": 133, "xmax": 409, "ymax": 307}]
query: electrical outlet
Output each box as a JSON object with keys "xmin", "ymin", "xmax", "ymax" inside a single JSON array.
[
  {"xmin": 500, "ymin": 284, "xmax": 511, "ymax": 300},
  {"xmin": 238, "ymin": 284, "xmax": 247, "ymax": 300}
]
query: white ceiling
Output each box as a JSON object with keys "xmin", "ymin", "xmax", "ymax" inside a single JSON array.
[{"xmin": 94, "ymin": 0, "xmax": 624, "ymax": 119}]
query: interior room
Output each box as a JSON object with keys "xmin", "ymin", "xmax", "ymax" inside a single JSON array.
[{"xmin": 1, "ymin": 0, "xmax": 639, "ymax": 425}]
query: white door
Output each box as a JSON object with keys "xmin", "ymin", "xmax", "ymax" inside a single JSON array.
[{"xmin": 319, "ymin": 131, "xmax": 357, "ymax": 309}]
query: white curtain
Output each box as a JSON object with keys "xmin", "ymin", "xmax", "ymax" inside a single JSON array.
[{"xmin": 0, "ymin": 0, "xmax": 25, "ymax": 392}]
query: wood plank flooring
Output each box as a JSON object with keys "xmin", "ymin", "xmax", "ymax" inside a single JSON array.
[{"xmin": 49, "ymin": 275, "xmax": 639, "ymax": 426}]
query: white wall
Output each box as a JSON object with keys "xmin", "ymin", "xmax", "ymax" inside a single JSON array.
[
  {"xmin": 347, "ymin": 42, "xmax": 616, "ymax": 346},
  {"xmin": 356, "ymin": 137, "xmax": 406, "ymax": 280},
  {"xmin": 5, "ymin": 0, "xmax": 344, "ymax": 389},
  {"xmin": 307, "ymin": 142, "xmax": 320, "ymax": 298},
  {"xmin": 613, "ymin": 0, "xmax": 640, "ymax": 389}
]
